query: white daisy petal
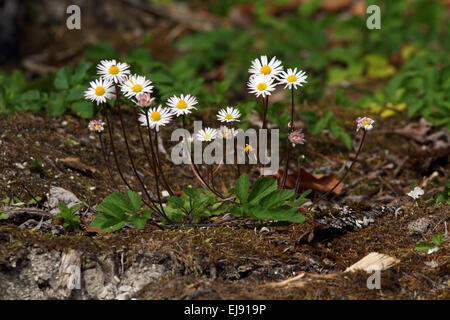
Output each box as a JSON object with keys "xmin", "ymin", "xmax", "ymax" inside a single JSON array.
[
  {"xmin": 249, "ymin": 55, "xmax": 284, "ymax": 77},
  {"xmin": 121, "ymin": 74, "xmax": 153, "ymax": 99},
  {"xmin": 247, "ymin": 74, "xmax": 276, "ymax": 98},
  {"xmin": 196, "ymin": 128, "xmax": 218, "ymax": 142},
  {"xmin": 97, "ymin": 59, "xmax": 130, "ymax": 84},
  {"xmin": 167, "ymin": 94, "xmax": 198, "ymax": 117},
  {"xmin": 277, "ymin": 68, "xmax": 308, "ymax": 90},
  {"xmin": 139, "ymin": 105, "xmax": 173, "ymax": 132},
  {"xmin": 84, "ymin": 78, "xmax": 115, "ymax": 105}
]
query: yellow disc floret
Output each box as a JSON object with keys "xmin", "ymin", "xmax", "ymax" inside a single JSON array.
[
  {"xmin": 177, "ymin": 100, "xmax": 188, "ymax": 109},
  {"xmin": 150, "ymin": 111, "xmax": 161, "ymax": 121},
  {"xmin": 95, "ymin": 86, "xmax": 106, "ymax": 96},
  {"xmin": 132, "ymin": 84, "xmax": 143, "ymax": 93},
  {"xmin": 257, "ymin": 83, "xmax": 267, "ymax": 91},
  {"xmin": 287, "ymin": 75, "xmax": 297, "ymax": 83},
  {"xmin": 260, "ymin": 65, "xmax": 271, "ymax": 75},
  {"xmin": 109, "ymin": 65, "xmax": 119, "ymax": 75}
]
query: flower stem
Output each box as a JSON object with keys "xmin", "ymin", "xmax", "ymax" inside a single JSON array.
[
  {"xmin": 154, "ymin": 128, "xmax": 174, "ymax": 196},
  {"xmin": 98, "ymin": 133, "xmax": 116, "ymax": 188},
  {"xmin": 281, "ymin": 88, "xmax": 295, "ymax": 189},
  {"xmin": 316, "ymin": 129, "xmax": 367, "ymax": 202}
]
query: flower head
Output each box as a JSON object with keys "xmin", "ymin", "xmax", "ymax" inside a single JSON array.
[
  {"xmin": 407, "ymin": 186, "xmax": 424, "ymax": 200},
  {"xmin": 167, "ymin": 94, "xmax": 198, "ymax": 117},
  {"xmin": 247, "ymin": 74, "xmax": 276, "ymax": 98},
  {"xmin": 139, "ymin": 105, "xmax": 173, "ymax": 131},
  {"xmin": 217, "ymin": 126, "xmax": 237, "ymax": 140},
  {"xmin": 196, "ymin": 128, "xmax": 218, "ymax": 142},
  {"xmin": 134, "ymin": 92, "xmax": 156, "ymax": 108},
  {"xmin": 249, "ymin": 55, "xmax": 283, "ymax": 77},
  {"xmin": 97, "ymin": 59, "xmax": 130, "ymax": 84},
  {"xmin": 84, "ymin": 78, "xmax": 115, "ymax": 105},
  {"xmin": 217, "ymin": 107, "xmax": 241, "ymax": 123},
  {"xmin": 244, "ymin": 144, "xmax": 254, "ymax": 153},
  {"xmin": 121, "ymin": 74, "xmax": 153, "ymax": 99},
  {"xmin": 288, "ymin": 129, "xmax": 306, "ymax": 147},
  {"xmin": 278, "ymin": 68, "xmax": 307, "ymax": 90},
  {"xmin": 88, "ymin": 120, "xmax": 106, "ymax": 133},
  {"xmin": 356, "ymin": 117, "xmax": 375, "ymax": 131}
]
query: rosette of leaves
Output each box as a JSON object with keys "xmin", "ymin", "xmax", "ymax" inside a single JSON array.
[
  {"xmin": 91, "ymin": 191, "xmax": 151, "ymax": 232},
  {"xmin": 165, "ymin": 186, "xmax": 231, "ymax": 224},
  {"xmin": 54, "ymin": 202, "xmax": 83, "ymax": 231},
  {"xmin": 232, "ymin": 174, "xmax": 310, "ymax": 223}
]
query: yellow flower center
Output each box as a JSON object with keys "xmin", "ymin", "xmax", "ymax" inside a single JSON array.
[
  {"xmin": 244, "ymin": 145, "xmax": 253, "ymax": 152},
  {"xmin": 95, "ymin": 86, "xmax": 105, "ymax": 96},
  {"xmin": 260, "ymin": 65, "xmax": 271, "ymax": 75},
  {"xmin": 177, "ymin": 100, "xmax": 188, "ymax": 109},
  {"xmin": 225, "ymin": 114, "xmax": 233, "ymax": 120},
  {"xmin": 257, "ymin": 83, "xmax": 267, "ymax": 91},
  {"xmin": 150, "ymin": 111, "xmax": 161, "ymax": 121},
  {"xmin": 287, "ymin": 75, "xmax": 297, "ymax": 82},
  {"xmin": 109, "ymin": 65, "xmax": 119, "ymax": 75},
  {"xmin": 132, "ymin": 84, "xmax": 143, "ymax": 93},
  {"xmin": 363, "ymin": 120, "xmax": 370, "ymax": 126},
  {"xmin": 203, "ymin": 134, "xmax": 211, "ymax": 140}
]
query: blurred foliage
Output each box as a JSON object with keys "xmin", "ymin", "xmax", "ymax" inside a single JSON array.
[{"xmin": 0, "ymin": 0, "xmax": 448, "ymax": 147}]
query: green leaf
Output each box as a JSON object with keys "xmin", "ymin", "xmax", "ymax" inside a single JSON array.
[
  {"xmin": 66, "ymin": 87, "xmax": 85, "ymax": 102},
  {"xmin": 167, "ymin": 196, "xmax": 185, "ymax": 209},
  {"xmin": 260, "ymin": 189, "xmax": 295, "ymax": 209},
  {"xmin": 415, "ymin": 241, "xmax": 434, "ymax": 251},
  {"xmin": 125, "ymin": 190, "xmax": 142, "ymax": 213},
  {"xmin": 235, "ymin": 173, "xmax": 250, "ymax": 203},
  {"xmin": 97, "ymin": 200, "xmax": 127, "ymax": 220},
  {"xmin": 252, "ymin": 206, "xmax": 306, "ymax": 223},
  {"xmin": 0, "ymin": 213, "xmax": 9, "ymax": 220},
  {"xmin": 432, "ymin": 234, "xmax": 442, "ymax": 246},
  {"xmin": 71, "ymin": 62, "xmax": 92, "ymax": 85},
  {"xmin": 70, "ymin": 203, "xmax": 84, "ymax": 214},
  {"xmin": 54, "ymin": 67, "xmax": 71, "ymax": 90},
  {"xmin": 71, "ymin": 101, "xmax": 93, "ymax": 119},
  {"xmin": 129, "ymin": 215, "xmax": 147, "ymax": 229},
  {"xmin": 248, "ymin": 177, "xmax": 277, "ymax": 204}
]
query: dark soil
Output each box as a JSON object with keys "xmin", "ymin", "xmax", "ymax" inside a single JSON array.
[{"xmin": 0, "ymin": 110, "xmax": 448, "ymax": 300}]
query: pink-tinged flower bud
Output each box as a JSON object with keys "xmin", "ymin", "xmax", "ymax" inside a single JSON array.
[
  {"xmin": 134, "ymin": 93, "xmax": 155, "ymax": 107},
  {"xmin": 356, "ymin": 117, "xmax": 375, "ymax": 131},
  {"xmin": 88, "ymin": 120, "xmax": 105, "ymax": 133},
  {"xmin": 288, "ymin": 129, "xmax": 305, "ymax": 147},
  {"xmin": 288, "ymin": 121, "xmax": 293, "ymax": 128}
]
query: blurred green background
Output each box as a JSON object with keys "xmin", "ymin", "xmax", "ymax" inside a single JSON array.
[{"xmin": 0, "ymin": 0, "xmax": 449, "ymax": 148}]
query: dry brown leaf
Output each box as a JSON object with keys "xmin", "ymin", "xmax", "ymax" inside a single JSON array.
[
  {"xmin": 393, "ymin": 118, "xmax": 432, "ymax": 144},
  {"xmin": 345, "ymin": 252, "xmax": 400, "ymax": 272},
  {"xmin": 60, "ymin": 157, "xmax": 96, "ymax": 175},
  {"xmin": 322, "ymin": 0, "xmax": 352, "ymax": 12},
  {"xmin": 277, "ymin": 167, "xmax": 344, "ymax": 195}
]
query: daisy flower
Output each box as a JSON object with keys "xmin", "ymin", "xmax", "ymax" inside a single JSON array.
[
  {"xmin": 244, "ymin": 144, "xmax": 254, "ymax": 153},
  {"xmin": 288, "ymin": 129, "xmax": 306, "ymax": 147},
  {"xmin": 278, "ymin": 68, "xmax": 307, "ymax": 90},
  {"xmin": 196, "ymin": 128, "xmax": 218, "ymax": 142},
  {"xmin": 134, "ymin": 92, "xmax": 156, "ymax": 108},
  {"xmin": 97, "ymin": 59, "xmax": 130, "ymax": 83},
  {"xmin": 217, "ymin": 107, "xmax": 241, "ymax": 123},
  {"xmin": 139, "ymin": 105, "xmax": 173, "ymax": 131},
  {"xmin": 217, "ymin": 126, "xmax": 237, "ymax": 140},
  {"xmin": 247, "ymin": 74, "xmax": 276, "ymax": 98},
  {"xmin": 407, "ymin": 186, "xmax": 424, "ymax": 200},
  {"xmin": 84, "ymin": 78, "xmax": 115, "ymax": 105},
  {"xmin": 121, "ymin": 74, "xmax": 153, "ymax": 99},
  {"xmin": 249, "ymin": 55, "xmax": 283, "ymax": 77},
  {"xmin": 356, "ymin": 117, "xmax": 375, "ymax": 131},
  {"xmin": 88, "ymin": 120, "xmax": 105, "ymax": 133},
  {"xmin": 167, "ymin": 94, "xmax": 198, "ymax": 117}
]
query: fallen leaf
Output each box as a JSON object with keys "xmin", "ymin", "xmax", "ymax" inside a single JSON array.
[
  {"xmin": 60, "ymin": 157, "xmax": 96, "ymax": 175},
  {"xmin": 277, "ymin": 167, "xmax": 344, "ymax": 195},
  {"xmin": 393, "ymin": 118, "xmax": 432, "ymax": 144}
]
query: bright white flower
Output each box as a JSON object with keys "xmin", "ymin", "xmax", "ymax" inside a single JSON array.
[
  {"xmin": 139, "ymin": 105, "xmax": 173, "ymax": 132},
  {"xmin": 288, "ymin": 129, "xmax": 306, "ymax": 147},
  {"xmin": 278, "ymin": 68, "xmax": 307, "ymax": 90},
  {"xmin": 97, "ymin": 59, "xmax": 130, "ymax": 83},
  {"xmin": 407, "ymin": 186, "xmax": 424, "ymax": 200},
  {"xmin": 249, "ymin": 55, "xmax": 283, "ymax": 77},
  {"xmin": 88, "ymin": 120, "xmax": 105, "ymax": 133},
  {"xmin": 217, "ymin": 126, "xmax": 237, "ymax": 140},
  {"xmin": 134, "ymin": 92, "xmax": 156, "ymax": 108},
  {"xmin": 121, "ymin": 74, "xmax": 153, "ymax": 99},
  {"xmin": 84, "ymin": 78, "xmax": 115, "ymax": 105},
  {"xmin": 217, "ymin": 107, "xmax": 241, "ymax": 123},
  {"xmin": 356, "ymin": 117, "xmax": 375, "ymax": 131},
  {"xmin": 167, "ymin": 94, "xmax": 198, "ymax": 117},
  {"xmin": 247, "ymin": 74, "xmax": 276, "ymax": 98},
  {"xmin": 196, "ymin": 128, "xmax": 217, "ymax": 142}
]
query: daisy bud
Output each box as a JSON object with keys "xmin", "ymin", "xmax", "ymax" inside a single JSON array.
[
  {"xmin": 134, "ymin": 93, "xmax": 155, "ymax": 108},
  {"xmin": 288, "ymin": 129, "xmax": 305, "ymax": 147},
  {"xmin": 88, "ymin": 120, "xmax": 105, "ymax": 133}
]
